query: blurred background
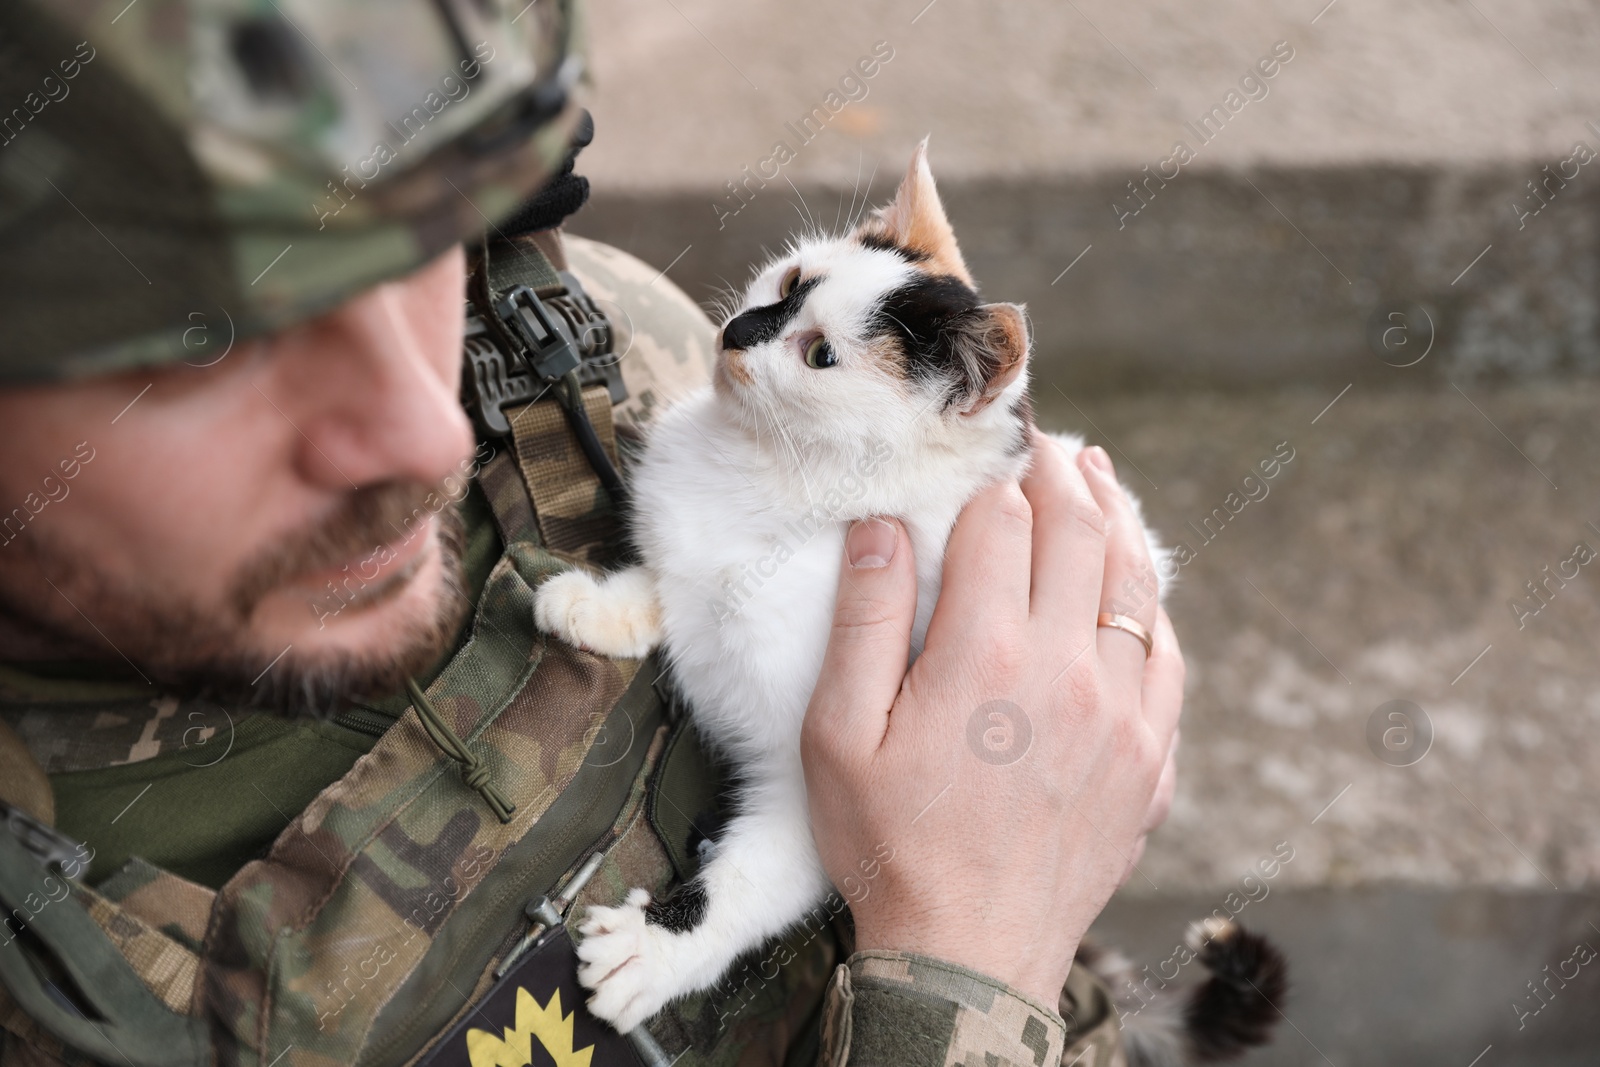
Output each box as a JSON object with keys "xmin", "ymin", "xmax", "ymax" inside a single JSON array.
[{"xmin": 568, "ymin": 1, "xmax": 1600, "ymax": 1063}]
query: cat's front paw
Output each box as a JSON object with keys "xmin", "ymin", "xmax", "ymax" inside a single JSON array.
[
  {"xmin": 534, "ymin": 570, "xmax": 662, "ymax": 659},
  {"xmin": 575, "ymin": 888, "xmax": 681, "ymax": 1032}
]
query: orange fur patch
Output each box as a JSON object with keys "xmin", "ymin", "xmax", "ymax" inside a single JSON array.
[
  {"xmin": 720, "ymin": 350, "xmax": 753, "ymax": 386},
  {"xmin": 867, "ymin": 139, "xmax": 972, "ymax": 285}
]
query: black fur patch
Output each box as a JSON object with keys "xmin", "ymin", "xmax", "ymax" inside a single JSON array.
[
  {"xmin": 858, "ymin": 231, "xmax": 928, "ymax": 261},
  {"xmin": 869, "ymin": 273, "xmax": 982, "ymax": 397},
  {"xmin": 1185, "ymin": 923, "xmax": 1289, "ymax": 1062},
  {"xmin": 721, "ymin": 276, "xmax": 821, "ymax": 350},
  {"xmin": 1004, "ymin": 393, "xmax": 1034, "ymax": 456},
  {"xmin": 644, "ymin": 880, "xmax": 709, "ymax": 933}
]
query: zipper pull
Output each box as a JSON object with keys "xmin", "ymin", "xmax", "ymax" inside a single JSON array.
[
  {"xmin": 492, "ymin": 851, "xmax": 675, "ymax": 1064},
  {"xmin": 495, "ymin": 850, "xmax": 606, "ymax": 978}
]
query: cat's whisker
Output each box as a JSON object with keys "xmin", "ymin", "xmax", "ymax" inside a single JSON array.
[
  {"xmin": 782, "ymin": 192, "xmax": 810, "ymax": 232},
  {"xmin": 841, "ymin": 148, "xmax": 864, "ymax": 236},
  {"xmin": 848, "ymin": 161, "xmax": 879, "ymax": 232},
  {"xmin": 757, "ymin": 398, "xmax": 810, "ymax": 507},
  {"xmin": 782, "ymin": 173, "xmax": 817, "ymax": 236},
  {"xmin": 753, "ymin": 391, "xmax": 818, "ymax": 509}
]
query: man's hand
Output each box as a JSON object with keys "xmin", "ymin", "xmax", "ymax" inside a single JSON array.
[{"xmin": 801, "ymin": 434, "xmax": 1184, "ymax": 1008}]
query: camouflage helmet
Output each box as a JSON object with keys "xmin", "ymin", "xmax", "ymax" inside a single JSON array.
[{"xmin": 0, "ymin": 0, "xmax": 586, "ymax": 383}]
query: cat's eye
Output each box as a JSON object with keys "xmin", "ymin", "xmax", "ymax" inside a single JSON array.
[
  {"xmin": 779, "ymin": 266, "xmax": 801, "ymax": 299},
  {"xmin": 804, "ymin": 336, "xmax": 836, "ymax": 369}
]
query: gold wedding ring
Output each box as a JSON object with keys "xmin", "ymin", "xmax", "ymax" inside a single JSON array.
[{"xmin": 1096, "ymin": 612, "xmax": 1153, "ymax": 658}]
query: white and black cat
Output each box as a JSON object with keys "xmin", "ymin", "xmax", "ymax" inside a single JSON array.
[{"xmin": 536, "ymin": 141, "xmax": 1285, "ymax": 1063}]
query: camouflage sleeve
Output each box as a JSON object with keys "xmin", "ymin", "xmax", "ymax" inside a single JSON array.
[{"xmin": 818, "ymin": 952, "xmax": 1124, "ymax": 1067}]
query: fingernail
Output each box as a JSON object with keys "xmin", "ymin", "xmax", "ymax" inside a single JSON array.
[
  {"xmin": 1082, "ymin": 446, "xmax": 1113, "ymax": 475},
  {"xmin": 847, "ymin": 519, "xmax": 896, "ymax": 569}
]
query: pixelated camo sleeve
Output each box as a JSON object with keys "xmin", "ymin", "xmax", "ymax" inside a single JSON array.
[{"xmin": 818, "ymin": 952, "xmax": 1125, "ymax": 1067}]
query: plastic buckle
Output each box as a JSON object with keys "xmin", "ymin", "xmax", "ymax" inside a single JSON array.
[
  {"xmin": 462, "ymin": 271, "xmax": 625, "ymax": 438},
  {"xmin": 0, "ymin": 799, "xmax": 88, "ymax": 878}
]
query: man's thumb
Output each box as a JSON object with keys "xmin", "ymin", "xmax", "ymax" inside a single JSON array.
[{"xmin": 807, "ymin": 518, "xmax": 918, "ymax": 746}]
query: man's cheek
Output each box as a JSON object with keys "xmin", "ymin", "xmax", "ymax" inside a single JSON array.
[
  {"xmin": 408, "ymin": 246, "xmax": 468, "ymax": 383},
  {"xmin": 96, "ymin": 396, "xmax": 287, "ymax": 611}
]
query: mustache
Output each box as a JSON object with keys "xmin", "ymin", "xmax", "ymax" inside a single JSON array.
[{"xmin": 230, "ymin": 480, "xmax": 452, "ymax": 618}]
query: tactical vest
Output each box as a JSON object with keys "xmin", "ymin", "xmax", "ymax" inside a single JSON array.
[{"xmin": 0, "ymin": 234, "xmax": 840, "ymax": 1067}]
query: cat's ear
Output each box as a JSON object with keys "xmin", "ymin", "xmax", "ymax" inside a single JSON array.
[
  {"xmin": 952, "ymin": 302, "xmax": 1029, "ymax": 415},
  {"xmin": 866, "ymin": 137, "xmax": 972, "ymax": 284}
]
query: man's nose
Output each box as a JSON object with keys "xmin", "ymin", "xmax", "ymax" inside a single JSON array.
[{"xmin": 266, "ymin": 271, "xmax": 474, "ymax": 493}]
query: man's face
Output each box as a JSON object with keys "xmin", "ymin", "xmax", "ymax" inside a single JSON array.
[{"xmin": 0, "ymin": 246, "xmax": 478, "ymax": 714}]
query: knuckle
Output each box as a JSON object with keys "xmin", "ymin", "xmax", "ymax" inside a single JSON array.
[
  {"xmin": 1051, "ymin": 667, "xmax": 1102, "ymax": 728},
  {"xmin": 972, "ymin": 626, "xmax": 1026, "ymax": 685},
  {"xmin": 830, "ymin": 591, "xmax": 891, "ymax": 635},
  {"xmin": 799, "ymin": 714, "xmax": 833, "ymax": 761},
  {"xmin": 800, "ymin": 708, "xmax": 850, "ymax": 770},
  {"xmin": 1136, "ymin": 729, "xmax": 1166, "ymax": 782},
  {"xmin": 1043, "ymin": 671, "xmax": 1107, "ymax": 739},
  {"xmin": 1153, "ymin": 637, "xmax": 1186, "ymax": 686},
  {"xmin": 1110, "ymin": 710, "xmax": 1141, "ymax": 757},
  {"xmin": 1066, "ymin": 491, "xmax": 1107, "ymax": 539},
  {"xmin": 994, "ymin": 481, "xmax": 1034, "ymax": 530}
]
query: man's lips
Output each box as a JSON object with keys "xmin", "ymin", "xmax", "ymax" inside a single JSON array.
[{"xmin": 287, "ymin": 515, "xmax": 435, "ymax": 595}]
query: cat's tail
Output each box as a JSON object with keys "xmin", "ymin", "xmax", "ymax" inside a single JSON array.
[{"xmin": 1076, "ymin": 918, "xmax": 1288, "ymax": 1066}]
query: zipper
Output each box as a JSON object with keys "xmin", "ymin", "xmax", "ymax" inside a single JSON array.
[
  {"xmin": 333, "ymin": 705, "xmax": 399, "ymax": 738},
  {"xmin": 492, "ymin": 852, "xmax": 672, "ymax": 1067},
  {"xmin": 495, "ymin": 850, "xmax": 604, "ymax": 977}
]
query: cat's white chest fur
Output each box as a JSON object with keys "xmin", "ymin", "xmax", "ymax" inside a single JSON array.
[
  {"xmin": 533, "ymin": 387, "xmax": 1097, "ymax": 1033},
  {"xmin": 627, "ymin": 389, "xmax": 968, "ymax": 765},
  {"xmin": 633, "ymin": 390, "xmax": 848, "ymax": 762}
]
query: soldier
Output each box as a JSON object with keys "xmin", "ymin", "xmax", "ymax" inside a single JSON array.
[{"xmin": 0, "ymin": 2, "xmax": 1182, "ymax": 1066}]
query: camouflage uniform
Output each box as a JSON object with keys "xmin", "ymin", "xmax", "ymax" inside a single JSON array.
[
  {"xmin": 0, "ymin": 2, "xmax": 1125, "ymax": 1064},
  {"xmin": 0, "ymin": 231, "xmax": 1123, "ymax": 1067}
]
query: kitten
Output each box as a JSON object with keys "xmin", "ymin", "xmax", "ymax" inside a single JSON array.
[{"xmin": 536, "ymin": 141, "xmax": 1285, "ymax": 1061}]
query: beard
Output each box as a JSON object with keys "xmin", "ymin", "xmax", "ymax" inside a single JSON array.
[{"xmin": 0, "ymin": 480, "xmax": 472, "ymax": 719}]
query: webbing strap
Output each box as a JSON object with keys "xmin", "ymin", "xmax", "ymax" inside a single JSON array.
[
  {"xmin": 481, "ymin": 234, "xmax": 625, "ymax": 566},
  {"xmin": 506, "ymin": 383, "xmax": 622, "ymax": 564},
  {"xmin": 485, "ymin": 241, "xmax": 563, "ymax": 292},
  {"xmin": 477, "ymin": 450, "xmax": 541, "ymax": 547}
]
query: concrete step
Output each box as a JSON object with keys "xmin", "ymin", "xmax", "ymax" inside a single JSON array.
[
  {"xmin": 1025, "ymin": 382, "xmax": 1600, "ymax": 895},
  {"xmin": 1047, "ymin": 381, "xmax": 1600, "ymax": 1061},
  {"xmin": 571, "ymin": 0, "xmax": 1600, "ymax": 386},
  {"xmin": 575, "ymin": 168, "xmax": 1600, "ymax": 389},
  {"xmin": 1091, "ymin": 888, "xmax": 1600, "ymax": 1067}
]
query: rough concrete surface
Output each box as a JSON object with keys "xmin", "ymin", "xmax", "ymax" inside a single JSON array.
[
  {"xmin": 1054, "ymin": 382, "xmax": 1600, "ymax": 1064},
  {"xmin": 1091, "ymin": 888, "xmax": 1600, "ymax": 1066},
  {"xmin": 574, "ymin": 168, "xmax": 1600, "ymax": 388},
  {"xmin": 573, "ymin": 0, "xmax": 1600, "ymax": 384},
  {"xmin": 1029, "ymin": 382, "xmax": 1600, "ymax": 893},
  {"xmin": 581, "ymin": 0, "xmax": 1600, "ymax": 187}
]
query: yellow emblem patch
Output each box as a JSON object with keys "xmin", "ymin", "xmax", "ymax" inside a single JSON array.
[{"xmin": 466, "ymin": 987, "xmax": 595, "ymax": 1067}]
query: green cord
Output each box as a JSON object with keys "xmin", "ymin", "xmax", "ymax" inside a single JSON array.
[{"xmin": 405, "ymin": 678, "xmax": 516, "ymax": 823}]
